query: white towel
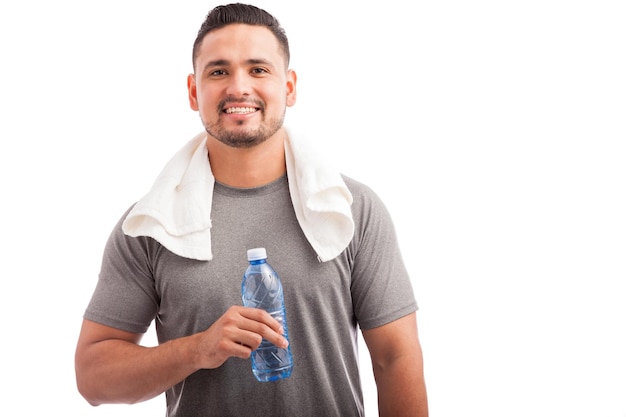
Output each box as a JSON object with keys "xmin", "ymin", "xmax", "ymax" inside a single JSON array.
[{"xmin": 122, "ymin": 128, "xmax": 354, "ymax": 262}]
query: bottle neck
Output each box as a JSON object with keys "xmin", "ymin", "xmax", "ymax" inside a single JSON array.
[{"xmin": 249, "ymin": 258, "xmax": 267, "ymax": 265}]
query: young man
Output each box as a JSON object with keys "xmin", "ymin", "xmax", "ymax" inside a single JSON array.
[{"xmin": 75, "ymin": 3, "xmax": 428, "ymax": 416}]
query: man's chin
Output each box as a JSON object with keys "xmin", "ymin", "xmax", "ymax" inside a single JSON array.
[
  {"xmin": 211, "ymin": 131, "xmax": 268, "ymax": 149},
  {"xmin": 204, "ymin": 117, "xmax": 283, "ymax": 148}
]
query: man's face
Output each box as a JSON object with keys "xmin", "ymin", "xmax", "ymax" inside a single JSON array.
[{"xmin": 188, "ymin": 24, "xmax": 297, "ymax": 148}]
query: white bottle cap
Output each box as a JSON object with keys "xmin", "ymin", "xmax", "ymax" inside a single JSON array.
[{"xmin": 247, "ymin": 247, "xmax": 267, "ymax": 261}]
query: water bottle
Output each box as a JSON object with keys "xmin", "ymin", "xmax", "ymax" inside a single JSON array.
[{"xmin": 241, "ymin": 247, "xmax": 293, "ymax": 382}]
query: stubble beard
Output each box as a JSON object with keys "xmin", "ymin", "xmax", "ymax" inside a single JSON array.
[{"xmin": 202, "ymin": 110, "xmax": 286, "ymax": 149}]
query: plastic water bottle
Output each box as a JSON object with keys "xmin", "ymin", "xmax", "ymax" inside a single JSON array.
[{"xmin": 241, "ymin": 247, "xmax": 293, "ymax": 382}]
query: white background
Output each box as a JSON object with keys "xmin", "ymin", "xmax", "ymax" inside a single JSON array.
[{"xmin": 1, "ymin": 1, "xmax": 625, "ymax": 416}]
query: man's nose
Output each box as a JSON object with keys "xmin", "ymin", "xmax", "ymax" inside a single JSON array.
[{"xmin": 226, "ymin": 70, "xmax": 251, "ymax": 96}]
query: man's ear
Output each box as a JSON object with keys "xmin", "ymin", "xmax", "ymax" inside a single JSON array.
[
  {"xmin": 286, "ymin": 69, "xmax": 297, "ymax": 107},
  {"xmin": 187, "ymin": 73, "xmax": 199, "ymax": 111}
]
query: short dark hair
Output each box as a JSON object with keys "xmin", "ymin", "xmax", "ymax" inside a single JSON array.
[{"xmin": 192, "ymin": 3, "xmax": 290, "ymax": 70}]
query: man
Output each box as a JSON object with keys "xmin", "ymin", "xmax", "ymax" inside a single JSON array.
[{"xmin": 75, "ymin": 3, "xmax": 428, "ymax": 416}]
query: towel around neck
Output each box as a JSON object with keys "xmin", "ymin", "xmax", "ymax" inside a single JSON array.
[{"xmin": 122, "ymin": 128, "xmax": 354, "ymax": 262}]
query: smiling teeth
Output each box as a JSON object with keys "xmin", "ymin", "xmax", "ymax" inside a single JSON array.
[{"xmin": 225, "ymin": 107, "xmax": 257, "ymax": 114}]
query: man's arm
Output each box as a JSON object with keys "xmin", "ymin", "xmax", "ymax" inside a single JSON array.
[
  {"xmin": 362, "ymin": 312, "xmax": 429, "ymax": 417},
  {"xmin": 74, "ymin": 306, "xmax": 288, "ymax": 406}
]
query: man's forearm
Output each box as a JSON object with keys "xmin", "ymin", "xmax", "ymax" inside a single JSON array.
[
  {"xmin": 76, "ymin": 335, "xmax": 200, "ymax": 405},
  {"xmin": 374, "ymin": 353, "xmax": 429, "ymax": 417}
]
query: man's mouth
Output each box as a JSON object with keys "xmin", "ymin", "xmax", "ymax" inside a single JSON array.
[{"xmin": 224, "ymin": 107, "xmax": 258, "ymax": 114}]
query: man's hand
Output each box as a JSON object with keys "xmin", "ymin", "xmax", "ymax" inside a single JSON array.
[{"xmin": 192, "ymin": 305, "xmax": 289, "ymax": 369}]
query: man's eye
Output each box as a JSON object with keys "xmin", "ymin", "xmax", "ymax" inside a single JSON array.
[
  {"xmin": 210, "ymin": 69, "xmax": 227, "ymax": 76},
  {"xmin": 252, "ymin": 67, "xmax": 268, "ymax": 74}
]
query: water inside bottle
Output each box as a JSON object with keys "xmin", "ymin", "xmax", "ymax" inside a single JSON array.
[{"xmin": 250, "ymin": 308, "xmax": 292, "ymax": 382}]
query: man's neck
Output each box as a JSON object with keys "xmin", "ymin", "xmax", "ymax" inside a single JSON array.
[{"xmin": 206, "ymin": 131, "xmax": 286, "ymax": 188}]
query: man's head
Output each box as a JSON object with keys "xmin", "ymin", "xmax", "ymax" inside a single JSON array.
[
  {"xmin": 192, "ymin": 3, "xmax": 290, "ymax": 72},
  {"xmin": 187, "ymin": 3, "xmax": 297, "ymax": 149}
]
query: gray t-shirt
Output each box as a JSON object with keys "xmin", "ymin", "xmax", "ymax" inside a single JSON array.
[{"xmin": 85, "ymin": 174, "xmax": 417, "ymax": 417}]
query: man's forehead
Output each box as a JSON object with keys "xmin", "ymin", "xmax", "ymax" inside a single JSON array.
[
  {"xmin": 200, "ymin": 24, "xmax": 277, "ymax": 50},
  {"xmin": 196, "ymin": 24, "xmax": 285, "ymax": 68}
]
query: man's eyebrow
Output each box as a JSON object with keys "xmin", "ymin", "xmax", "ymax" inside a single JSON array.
[
  {"xmin": 202, "ymin": 59, "xmax": 229, "ymax": 73},
  {"xmin": 246, "ymin": 58, "xmax": 273, "ymax": 66}
]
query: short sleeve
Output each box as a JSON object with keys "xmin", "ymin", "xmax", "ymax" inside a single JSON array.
[
  {"xmin": 346, "ymin": 179, "xmax": 418, "ymax": 330},
  {"xmin": 83, "ymin": 206, "xmax": 159, "ymax": 334}
]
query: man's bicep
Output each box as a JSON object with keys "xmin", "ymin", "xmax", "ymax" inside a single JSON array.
[
  {"xmin": 76, "ymin": 318, "xmax": 143, "ymax": 351},
  {"xmin": 361, "ymin": 312, "xmax": 421, "ymax": 364}
]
